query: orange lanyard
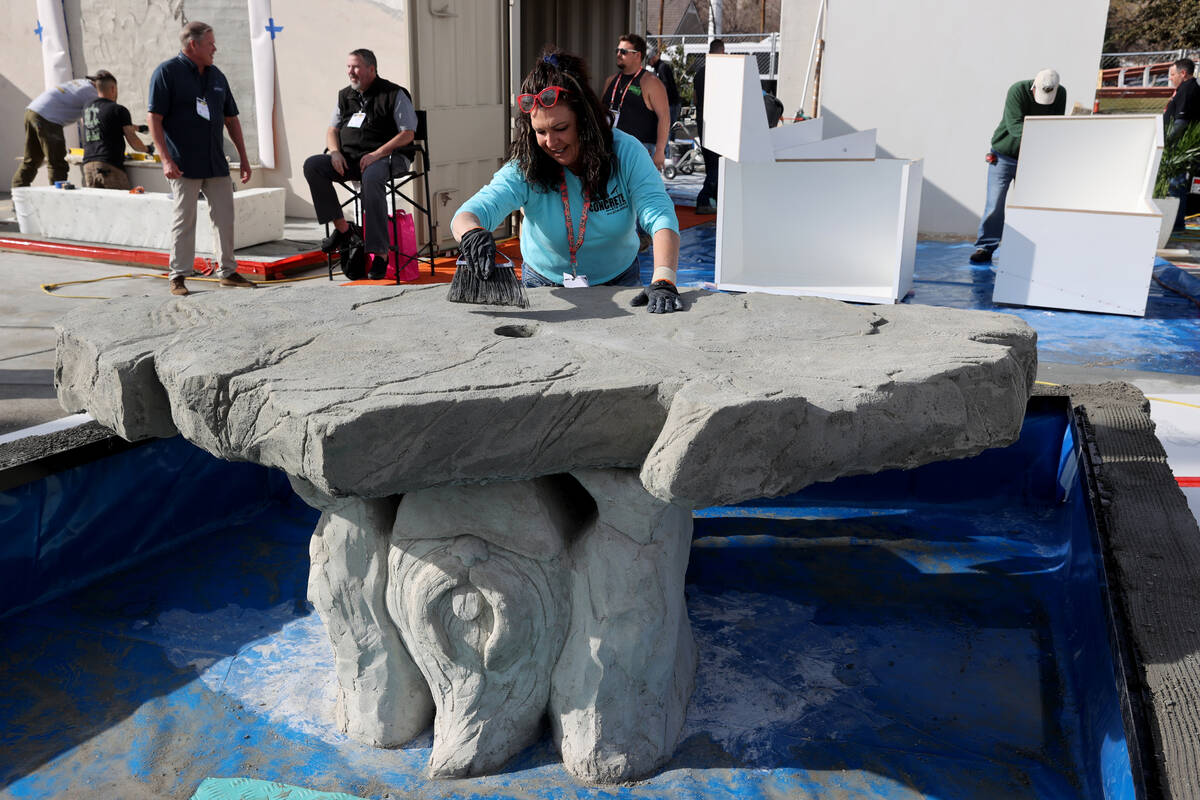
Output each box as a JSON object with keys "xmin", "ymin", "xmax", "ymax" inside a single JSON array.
[
  {"xmin": 560, "ymin": 180, "xmax": 590, "ymax": 272},
  {"xmin": 608, "ymin": 72, "xmax": 637, "ymax": 113}
]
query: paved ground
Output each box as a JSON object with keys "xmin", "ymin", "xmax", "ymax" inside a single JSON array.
[{"xmin": 0, "ymin": 190, "xmax": 331, "ymax": 437}]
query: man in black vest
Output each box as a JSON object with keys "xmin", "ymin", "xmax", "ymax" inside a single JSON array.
[{"xmin": 303, "ymin": 48, "xmax": 418, "ymax": 279}]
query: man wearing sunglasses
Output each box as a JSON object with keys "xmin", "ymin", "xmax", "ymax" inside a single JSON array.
[
  {"xmin": 303, "ymin": 48, "xmax": 418, "ymax": 280},
  {"xmin": 602, "ymin": 35, "xmax": 671, "ymax": 171}
]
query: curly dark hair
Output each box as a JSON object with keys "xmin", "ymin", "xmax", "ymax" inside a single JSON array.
[{"xmin": 510, "ymin": 49, "xmax": 614, "ymax": 199}]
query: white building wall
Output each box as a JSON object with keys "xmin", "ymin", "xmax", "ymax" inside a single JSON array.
[{"xmin": 801, "ymin": 0, "xmax": 1108, "ymax": 236}]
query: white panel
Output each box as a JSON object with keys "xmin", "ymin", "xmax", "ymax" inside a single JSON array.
[
  {"xmin": 896, "ymin": 159, "xmax": 923, "ymax": 298},
  {"xmin": 702, "ymin": 54, "xmax": 773, "ymax": 163},
  {"xmin": 816, "ymin": 0, "xmax": 1110, "ymax": 235},
  {"xmin": 767, "ymin": 116, "xmax": 824, "ymax": 150},
  {"xmin": 715, "ymin": 159, "xmax": 920, "ymax": 304},
  {"xmin": 1008, "ymin": 116, "xmax": 1162, "ymax": 213},
  {"xmin": 994, "ymin": 207, "xmax": 1160, "ymax": 316},
  {"xmin": 775, "ymin": 129, "xmax": 876, "ymax": 161}
]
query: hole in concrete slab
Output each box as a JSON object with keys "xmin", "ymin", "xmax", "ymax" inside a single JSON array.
[{"xmin": 494, "ymin": 324, "xmax": 537, "ymax": 338}]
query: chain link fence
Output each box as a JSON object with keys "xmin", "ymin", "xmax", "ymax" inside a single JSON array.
[
  {"xmin": 647, "ymin": 33, "xmax": 779, "ymax": 109},
  {"xmin": 1096, "ymin": 50, "xmax": 1200, "ymax": 114}
]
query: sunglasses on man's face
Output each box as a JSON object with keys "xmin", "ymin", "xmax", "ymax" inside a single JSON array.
[
  {"xmin": 615, "ymin": 47, "xmax": 639, "ymax": 56},
  {"xmin": 517, "ymin": 86, "xmax": 569, "ymax": 114}
]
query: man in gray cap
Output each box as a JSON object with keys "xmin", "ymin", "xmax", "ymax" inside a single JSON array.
[
  {"xmin": 13, "ymin": 73, "xmax": 108, "ymax": 187},
  {"xmin": 970, "ymin": 69, "xmax": 1066, "ymax": 264}
]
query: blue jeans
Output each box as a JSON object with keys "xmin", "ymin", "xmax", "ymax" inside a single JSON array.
[
  {"xmin": 973, "ymin": 152, "xmax": 1018, "ymax": 252},
  {"xmin": 522, "ymin": 258, "xmax": 641, "ymax": 288}
]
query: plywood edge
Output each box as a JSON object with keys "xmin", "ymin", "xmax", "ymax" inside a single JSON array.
[
  {"xmin": 1006, "ymin": 204, "xmax": 1161, "ymax": 218},
  {"xmin": 775, "ymin": 157, "xmax": 875, "ymax": 162},
  {"xmin": 715, "ymin": 282, "xmax": 901, "ymax": 304}
]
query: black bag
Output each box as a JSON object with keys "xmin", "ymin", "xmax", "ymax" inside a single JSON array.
[
  {"xmin": 763, "ymin": 92, "xmax": 784, "ymax": 128},
  {"xmin": 340, "ymin": 241, "xmax": 366, "ymax": 281}
]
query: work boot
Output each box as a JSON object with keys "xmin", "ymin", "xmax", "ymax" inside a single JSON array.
[
  {"xmin": 321, "ymin": 222, "xmax": 362, "ymax": 254},
  {"xmin": 169, "ymin": 276, "xmax": 189, "ymax": 296},
  {"xmin": 968, "ymin": 247, "xmax": 993, "ymax": 264},
  {"xmin": 367, "ymin": 253, "xmax": 389, "ymax": 281},
  {"xmin": 219, "ymin": 272, "xmax": 257, "ymax": 288}
]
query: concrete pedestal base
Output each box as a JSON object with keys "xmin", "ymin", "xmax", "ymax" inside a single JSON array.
[{"xmin": 291, "ymin": 470, "xmax": 695, "ymax": 783}]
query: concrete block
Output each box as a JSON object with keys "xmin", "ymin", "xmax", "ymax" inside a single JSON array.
[{"xmin": 12, "ymin": 184, "xmax": 284, "ymax": 252}]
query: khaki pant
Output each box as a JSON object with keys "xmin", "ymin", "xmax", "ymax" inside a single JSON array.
[
  {"xmin": 82, "ymin": 161, "xmax": 131, "ymax": 190},
  {"xmin": 167, "ymin": 176, "xmax": 237, "ymax": 280},
  {"xmin": 12, "ymin": 109, "xmax": 68, "ymax": 187}
]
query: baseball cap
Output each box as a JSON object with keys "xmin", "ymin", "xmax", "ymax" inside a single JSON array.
[{"xmin": 1033, "ymin": 69, "xmax": 1060, "ymax": 104}]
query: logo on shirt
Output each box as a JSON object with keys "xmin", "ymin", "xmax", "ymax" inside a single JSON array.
[{"xmin": 591, "ymin": 192, "xmax": 628, "ymax": 214}]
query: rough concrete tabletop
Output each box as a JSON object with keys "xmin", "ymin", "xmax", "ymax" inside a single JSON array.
[{"xmin": 54, "ymin": 284, "xmax": 1038, "ymax": 508}]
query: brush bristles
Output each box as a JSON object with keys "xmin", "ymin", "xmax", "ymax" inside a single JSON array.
[{"xmin": 447, "ymin": 265, "xmax": 529, "ymax": 308}]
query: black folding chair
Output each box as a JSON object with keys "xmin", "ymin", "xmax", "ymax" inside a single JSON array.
[
  {"xmin": 386, "ymin": 108, "xmax": 437, "ymax": 277},
  {"xmin": 325, "ymin": 99, "xmax": 436, "ymax": 282}
]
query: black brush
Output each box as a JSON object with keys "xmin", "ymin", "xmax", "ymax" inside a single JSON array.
[{"xmin": 447, "ymin": 229, "xmax": 529, "ymax": 308}]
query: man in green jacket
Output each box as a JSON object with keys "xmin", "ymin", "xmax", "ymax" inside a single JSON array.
[{"xmin": 970, "ymin": 69, "xmax": 1066, "ymax": 264}]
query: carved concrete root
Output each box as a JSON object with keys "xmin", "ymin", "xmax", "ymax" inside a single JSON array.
[
  {"xmin": 388, "ymin": 479, "xmax": 573, "ymax": 777},
  {"xmin": 293, "ymin": 469, "xmax": 695, "ymax": 783},
  {"xmin": 551, "ymin": 469, "xmax": 697, "ymax": 783},
  {"xmin": 289, "ymin": 476, "xmax": 435, "ymax": 746}
]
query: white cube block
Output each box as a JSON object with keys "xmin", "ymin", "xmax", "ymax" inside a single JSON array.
[{"xmin": 715, "ymin": 158, "xmax": 923, "ymax": 304}]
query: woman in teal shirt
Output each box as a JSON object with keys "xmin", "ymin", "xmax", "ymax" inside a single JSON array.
[{"xmin": 452, "ymin": 50, "xmax": 684, "ymax": 313}]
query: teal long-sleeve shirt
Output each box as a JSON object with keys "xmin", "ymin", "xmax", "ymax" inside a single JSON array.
[
  {"xmin": 456, "ymin": 128, "xmax": 678, "ymax": 285},
  {"xmin": 990, "ymin": 79, "xmax": 1067, "ymax": 159}
]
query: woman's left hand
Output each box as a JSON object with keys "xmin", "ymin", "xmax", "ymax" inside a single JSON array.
[{"xmin": 630, "ymin": 280, "xmax": 685, "ymax": 313}]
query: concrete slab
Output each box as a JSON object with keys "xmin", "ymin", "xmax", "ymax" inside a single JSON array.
[{"xmin": 53, "ymin": 285, "xmax": 1037, "ymax": 507}]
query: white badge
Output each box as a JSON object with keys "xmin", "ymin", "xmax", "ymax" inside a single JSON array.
[
  {"xmin": 347, "ymin": 112, "xmax": 366, "ymax": 129},
  {"xmin": 196, "ymin": 97, "xmax": 210, "ymax": 120},
  {"xmin": 610, "ymin": 111, "xmax": 620, "ymax": 129},
  {"xmin": 563, "ymin": 272, "xmax": 590, "ymax": 288}
]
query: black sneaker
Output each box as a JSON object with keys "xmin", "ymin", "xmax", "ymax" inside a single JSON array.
[
  {"xmin": 968, "ymin": 247, "xmax": 993, "ymax": 264},
  {"xmin": 321, "ymin": 222, "xmax": 362, "ymax": 254},
  {"xmin": 367, "ymin": 253, "xmax": 388, "ymax": 281}
]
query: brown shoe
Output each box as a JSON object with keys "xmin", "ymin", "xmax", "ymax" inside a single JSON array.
[
  {"xmin": 219, "ymin": 272, "xmax": 257, "ymax": 288},
  {"xmin": 169, "ymin": 277, "xmax": 189, "ymax": 296}
]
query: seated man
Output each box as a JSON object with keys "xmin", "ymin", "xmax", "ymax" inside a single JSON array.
[
  {"xmin": 82, "ymin": 71, "xmax": 152, "ymax": 189},
  {"xmin": 303, "ymin": 48, "xmax": 418, "ymax": 280}
]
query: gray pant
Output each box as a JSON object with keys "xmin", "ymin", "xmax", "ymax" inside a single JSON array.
[
  {"xmin": 167, "ymin": 176, "xmax": 237, "ymax": 280},
  {"xmin": 303, "ymin": 152, "xmax": 410, "ymax": 255}
]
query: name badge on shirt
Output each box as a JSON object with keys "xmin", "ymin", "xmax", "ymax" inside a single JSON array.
[
  {"xmin": 347, "ymin": 112, "xmax": 367, "ymax": 129},
  {"xmin": 563, "ymin": 273, "xmax": 590, "ymax": 288},
  {"xmin": 196, "ymin": 97, "xmax": 211, "ymax": 120},
  {"xmin": 610, "ymin": 111, "xmax": 620, "ymax": 129}
]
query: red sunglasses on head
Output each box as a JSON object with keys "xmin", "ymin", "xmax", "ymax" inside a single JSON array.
[{"xmin": 518, "ymin": 86, "xmax": 569, "ymax": 113}]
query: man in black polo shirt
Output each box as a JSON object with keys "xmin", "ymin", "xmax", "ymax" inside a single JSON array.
[
  {"xmin": 303, "ymin": 48, "xmax": 418, "ymax": 280},
  {"xmin": 82, "ymin": 71, "xmax": 152, "ymax": 190},
  {"xmin": 148, "ymin": 20, "xmax": 256, "ymax": 296}
]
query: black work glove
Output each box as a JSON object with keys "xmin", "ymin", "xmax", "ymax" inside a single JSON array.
[
  {"xmin": 460, "ymin": 227, "xmax": 497, "ymax": 281},
  {"xmin": 630, "ymin": 280, "xmax": 685, "ymax": 313}
]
